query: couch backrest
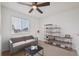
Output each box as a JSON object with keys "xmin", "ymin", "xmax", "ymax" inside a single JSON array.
[{"xmin": 10, "ymin": 35, "xmax": 34, "ymax": 43}]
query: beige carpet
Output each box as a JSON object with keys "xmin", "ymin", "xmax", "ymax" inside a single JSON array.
[
  {"xmin": 2, "ymin": 40, "xmax": 77, "ymax": 56},
  {"xmin": 35, "ymin": 41, "xmax": 77, "ymax": 56}
]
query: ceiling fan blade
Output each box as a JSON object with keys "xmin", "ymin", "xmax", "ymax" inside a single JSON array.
[
  {"xmin": 37, "ymin": 8, "xmax": 43, "ymax": 14},
  {"xmin": 29, "ymin": 8, "xmax": 33, "ymax": 13},
  {"xmin": 34, "ymin": 2, "xmax": 37, "ymax": 4},
  {"xmin": 32, "ymin": 2, "xmax": 37, "ymax": 5},
  {"xmin": 18, "ymin": 2, "xmax": 32, "ymax": 7},
  {"xmin": 37, "ymin": 2, "xmax": 50, "ymax": 7}
]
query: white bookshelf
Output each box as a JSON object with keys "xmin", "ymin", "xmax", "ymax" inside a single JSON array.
[{"xmin": 44, "ymin": 24, "xmax": 72, "ymax": 50}]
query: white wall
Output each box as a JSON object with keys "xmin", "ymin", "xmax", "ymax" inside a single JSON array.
[
  {"xmin": 0, "ymin": 3, "xmax": 1, "ymax": 55},
  {"xmin": 1, "ymin": 6, "xmax": 39, "ymax": 51},
  {"xmin": 39, "ymin": 8, "xmax": 79, "ymax": 55}
]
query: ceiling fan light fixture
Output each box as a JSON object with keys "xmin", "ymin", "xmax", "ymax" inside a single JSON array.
[
  {"xmin": 18, "ymin": 2, "xmax": 50, "ymax": 14},
  {"xmin": 32, "ymin": 5, "xmax": 37, "ymax": 9}
]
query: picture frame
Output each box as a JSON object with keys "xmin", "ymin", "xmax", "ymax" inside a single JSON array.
[{"xmin": 11, "ymin": 16, "xmax": 30, "ymax": 34}]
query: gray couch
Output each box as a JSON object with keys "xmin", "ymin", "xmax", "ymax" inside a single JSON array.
[{"xmin": 9, "ymin": 35, "xmax": 38, "ymax": 54}]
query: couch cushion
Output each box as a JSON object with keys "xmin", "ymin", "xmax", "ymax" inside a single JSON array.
[
  {"xmin": 13, "ymin": 41, "xmax": 26, "ymax": 47},
  {"xmin": 24, "ymin": 36, "xmax": 34, "ymax": 40},
  {"xmin": 11, "ymin": 35, "xmax": 34, "ymax": 43},
  {"xmin": 25, "ymin": 39, "xmax": 35, "ymax": 44},
  {"xmin": 11, "ymin": 37, "xmax": 25, "ymax": 43}
]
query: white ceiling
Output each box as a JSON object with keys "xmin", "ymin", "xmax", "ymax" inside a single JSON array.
[{"xmin": 1, "ymin": 2, "xmax": 79, "ymax": 19}]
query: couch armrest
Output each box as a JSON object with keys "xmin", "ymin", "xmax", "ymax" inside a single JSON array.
[
  {"xmin": 9, "ymin": 40, "xmax": 13, "ymax": 44},
  {"xmin": 8, "ymin": 40, "xmax": 14, "ymax": 54}
]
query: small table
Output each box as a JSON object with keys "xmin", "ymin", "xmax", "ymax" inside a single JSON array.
[{"xmin": 25, "ymin": 45, "xmax": 44, "ymax": 56}]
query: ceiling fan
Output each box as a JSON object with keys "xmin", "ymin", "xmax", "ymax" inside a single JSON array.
[{"xmin": 18, "ymin": 2, "xmax": 50, "ymax": 14}]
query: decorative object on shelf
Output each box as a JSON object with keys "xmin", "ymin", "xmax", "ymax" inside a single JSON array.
[
  {"xmin": 60, "ymin": 44, "xmax": 65, "ymax": 48},
  {"xmin": 53, "ymin": 42, "xmax": 57, "ymax": 45},
  {"xmin": 65, "ymin": 34, "xmax": 71, "ymax": 38}
]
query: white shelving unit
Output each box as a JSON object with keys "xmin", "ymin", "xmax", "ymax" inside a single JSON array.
[{"xmin": 44, "ymin": 24, "xmax": 72, "ymax": 50}]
